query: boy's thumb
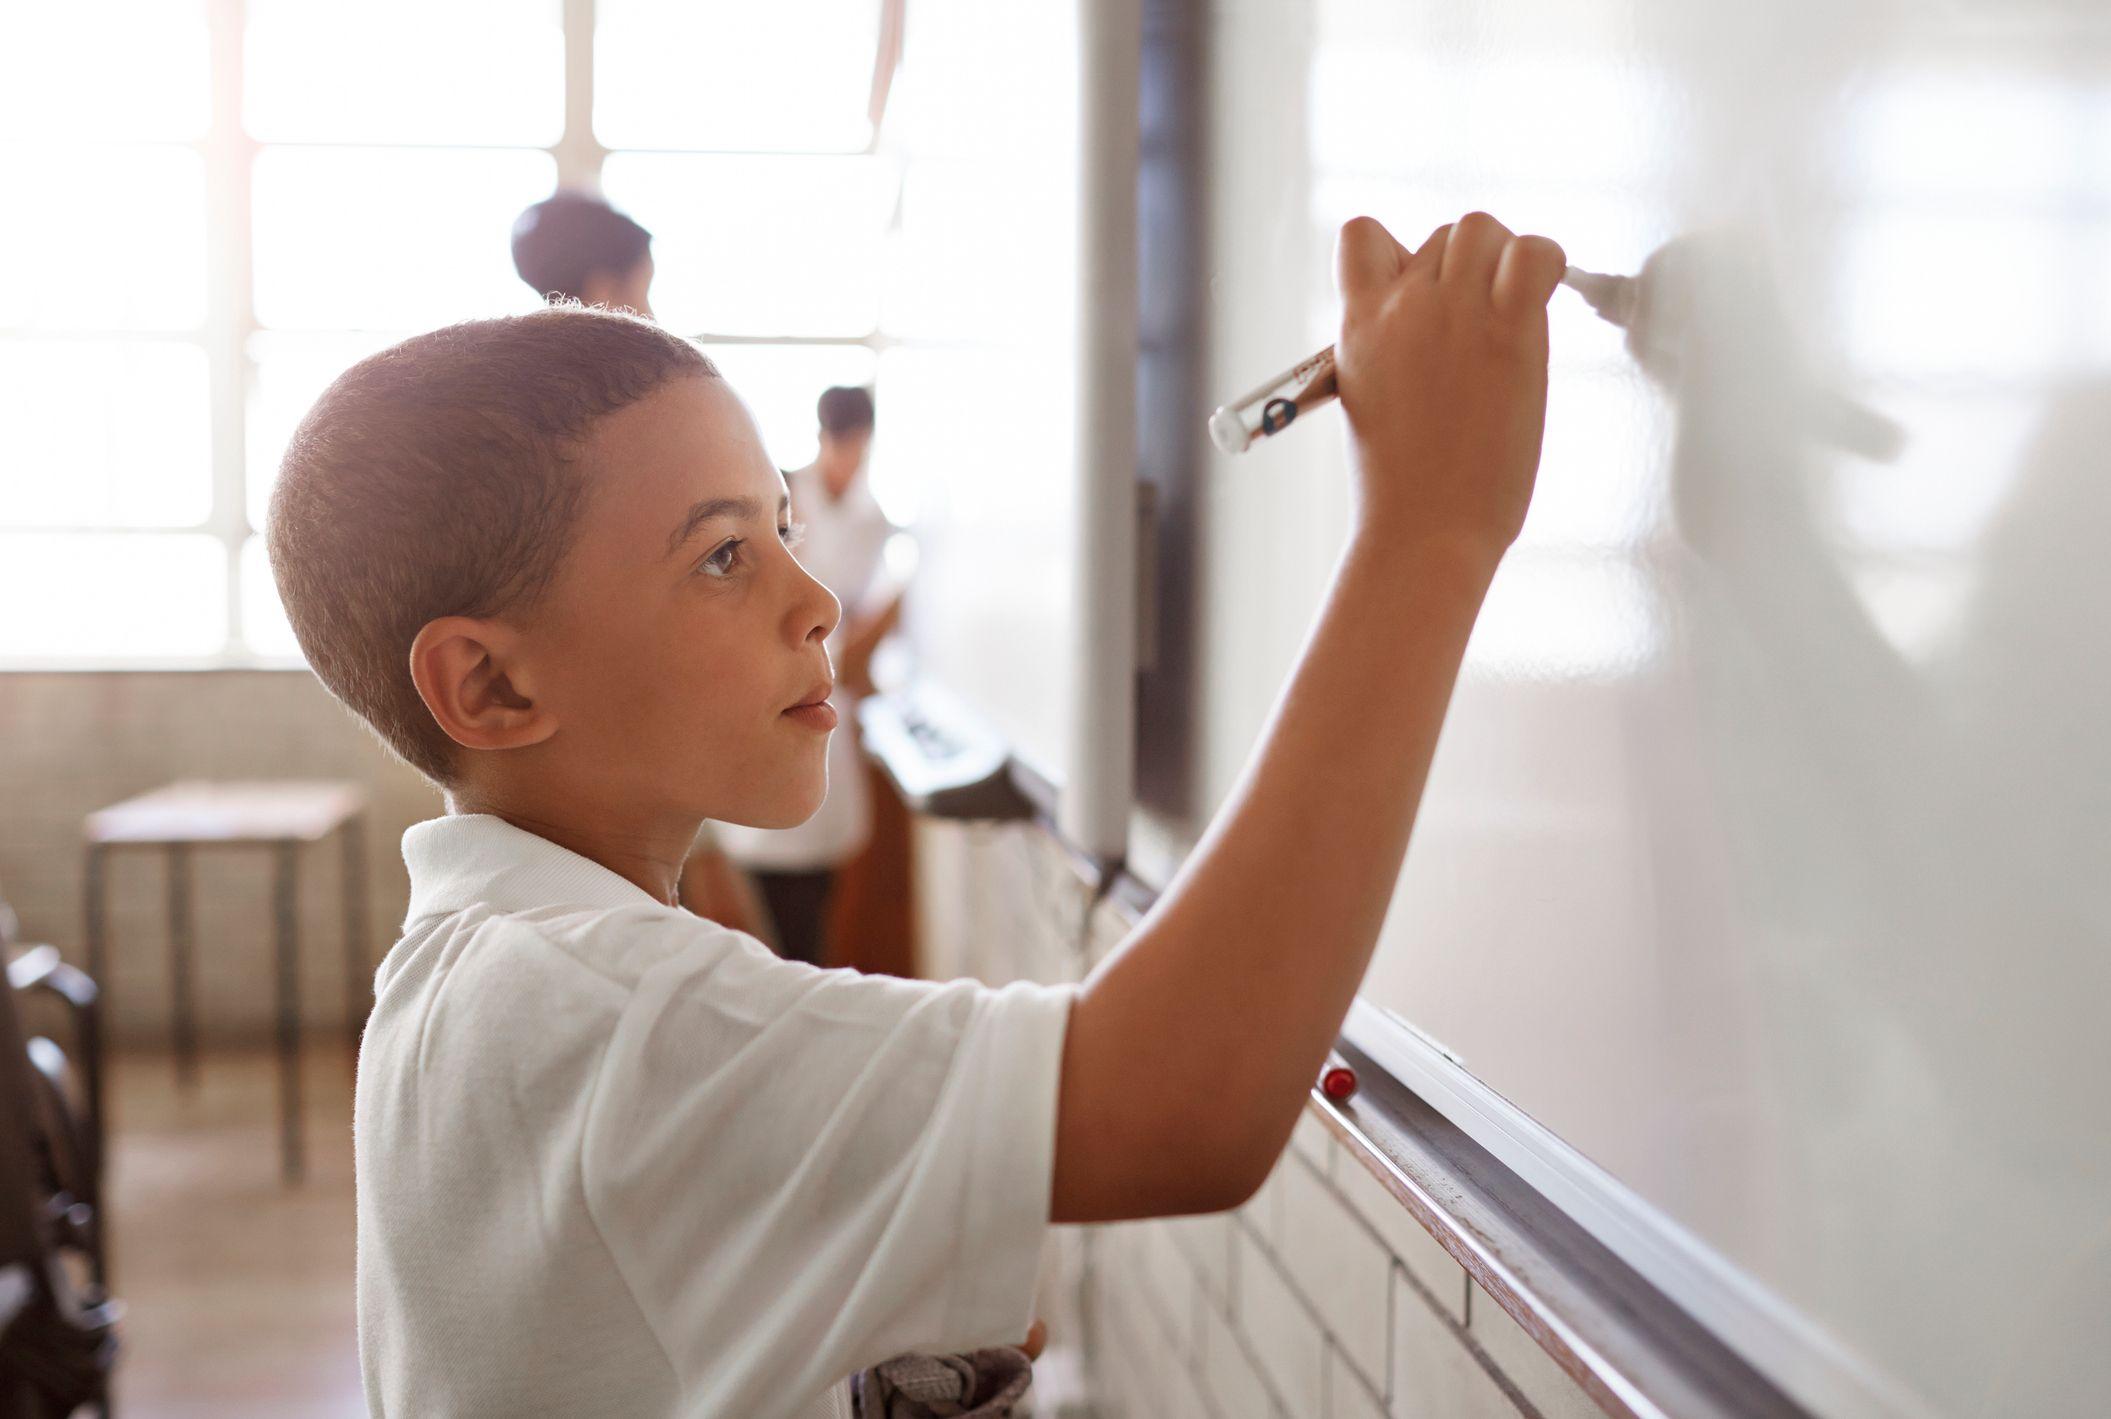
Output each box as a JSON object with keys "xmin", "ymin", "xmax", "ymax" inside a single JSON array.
[{"xmin": 1492, "ymin": 234, "xmax": 1568, "ymax": 314}]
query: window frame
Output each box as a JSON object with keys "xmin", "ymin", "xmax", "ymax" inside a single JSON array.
[{"xmin": 0, "ymin": 0, "xmax": 889, "ymax": 671}]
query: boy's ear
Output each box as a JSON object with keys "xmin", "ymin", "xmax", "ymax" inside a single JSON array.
[{"xmin": 408, "ymin": 616, "xmax": 558, "ymax": 753}]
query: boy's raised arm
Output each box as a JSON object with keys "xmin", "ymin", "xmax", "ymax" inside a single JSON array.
[{"xmin": 1052, "ymin": 213, "xmax": 1567, "ymax": 1222}]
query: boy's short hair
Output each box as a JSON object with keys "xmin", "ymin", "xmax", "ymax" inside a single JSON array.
[
  {"xmin": 510, "ymin": 190, "xmax": 653, "ymax": 303},
  {"xmin": 268, "ymin": 306, "xmax": 716, "ymax": 783},
  {"xmin": 816, "ymin": 385, "xmax": 876, "ymax": 438}
]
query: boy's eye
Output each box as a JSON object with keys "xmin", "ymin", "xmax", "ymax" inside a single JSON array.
[{"xmin": 698, "ymin": 538, "xmax": 744, "ymax": 577}]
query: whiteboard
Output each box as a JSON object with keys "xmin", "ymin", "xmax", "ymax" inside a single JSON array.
[
  {"xmin": 1132, "ymin": 1, "xmax": 2111, "ymax": 1413},
  {"xmin": 875, "ymin": 0, "xmax": 1138, "ymax": 857}
]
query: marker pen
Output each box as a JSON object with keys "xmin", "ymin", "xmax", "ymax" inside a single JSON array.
[{"xmin": 1207, "ymin": 265, "xmax": 1634, "ymax": 454}]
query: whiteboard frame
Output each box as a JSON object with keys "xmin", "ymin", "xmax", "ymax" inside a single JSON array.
[
  {"xmin": 1342, "ymin": 999, "xmax": 1938, "ymax": 1419},
  {"xmin": 1057, "ymin": 0, "xmax": 1142, "ymax": 863}
]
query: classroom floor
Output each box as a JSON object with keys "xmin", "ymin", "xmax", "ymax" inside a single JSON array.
[{"xmin": 103, "ymin": 1042, "xmax": 365, "ymax": 1419}]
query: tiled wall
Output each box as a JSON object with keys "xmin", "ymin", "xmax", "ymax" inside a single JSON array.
[
  {"xmin": 0, "ymin": 672, "xmax": 438, "ymax": 1044},
  {"xmin": 914, "ymin": 819, "xmax": 1609, "ymax": 1419}
]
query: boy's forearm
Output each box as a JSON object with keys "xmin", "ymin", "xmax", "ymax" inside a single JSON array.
[{"xmin": 1054, "ymin": 523, "xmax": 1497, "ymax": 1220}]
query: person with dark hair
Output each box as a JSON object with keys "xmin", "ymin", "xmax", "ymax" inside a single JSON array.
[
  {"xmin": 509, "ymin": 190, "xmax": 655, "ymax": 314},
  {"xmin": 717, "ymin": 385, "xmax": 901, "ymax": 966}
]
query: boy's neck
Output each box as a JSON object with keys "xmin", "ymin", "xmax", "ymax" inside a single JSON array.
[{"xmin": 445, "ymin": 788, "xmax": 696, "ymax": 907}]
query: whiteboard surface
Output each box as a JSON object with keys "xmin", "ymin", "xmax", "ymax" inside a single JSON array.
[
  {"xmin": 1134, "ymin": 1, "xmax": 2111, "ymax": 1412},
  {"xmin": 875, "ymin": 1, "xmax": 1082, "ymax": 793}
]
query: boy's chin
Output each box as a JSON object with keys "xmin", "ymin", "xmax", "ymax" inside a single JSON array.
[
  {"xmin": 741, "ymin": 802, "xmax": 821, "ymax": 830},
  {"xmin": 724, "ymin": 784, "xmax": 827, "ymax": 831}
]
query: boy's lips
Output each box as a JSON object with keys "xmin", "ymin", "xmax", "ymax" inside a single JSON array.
[
  {"xmin": 787, "ymin": 679, "xmax": 834, "ymax": 711},
  {"xmin": 782, "ymin": 680, "xmax": 838, "ymax": 732}
]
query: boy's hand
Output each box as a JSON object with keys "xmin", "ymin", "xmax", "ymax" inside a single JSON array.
[
  {"xmin": 1052, "ymin": 214, "xmax": 1565, "ymax": 1227},
  {"xmin": 1333, "ymin": 213, "xmax": 1565, "ymax": 562}
]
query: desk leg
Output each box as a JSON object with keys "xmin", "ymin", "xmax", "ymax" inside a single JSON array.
[
  {"xmin": 80, "ymin": 843, "xmax": 109, "ymax": 1195},
  {"xmin": 167, "ymin": 843, "xmax": 197, "ymax": 1088},
  {"xmin": 273, "ymin": 840, "xmax": 303, "ymax": 1185},
  {"xmin": 343, "ymin": 816, "xmax": 370, "ymax": 1061},
  {"xmin": 83, "ymin": 843, "xmax": 108, "ymax": 1012}
]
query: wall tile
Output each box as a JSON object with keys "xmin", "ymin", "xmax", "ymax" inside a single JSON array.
[
  {"xmin": 1165, "ymin": 1209, "xmax": 1238, "ymax": 1307},
  {"xmin": 1276, "ymin": 1153, "xmax": 1392, "ymax": 1396},
  {"xmin": 1105, "ymin": 1220, "xmax": 1202, "ymax": 1361},
  {"xmin": 1242, "ymin": 1151, "xmax": 1290, "ymax": 1253},
  {"xmin": 1330, "ymin": 1340, "xmax": 1390, "ymax": 1419},
  {"xmin": 1468, "ymin": 1280, "xmax": 1603, "ymax": 1419},
  {"xmin": 1097, "ymin": 1271, "xmax": 1208, "ymax": 1419},
  {"xmin": 1237, "ymin": 1236, "xmax": 1326, "ymax": 1417},
  {"xmin": 1392, "ymin": 1266, "xmax": 1523, "ymax": 1419},
  {"xmin": 1200, "ymin": 1289, "xmax": 1282, "ymax": 1419},
  {"xmin": 1334, "ymin": 1148, "xmax": 1469, "ymax": 1324}
]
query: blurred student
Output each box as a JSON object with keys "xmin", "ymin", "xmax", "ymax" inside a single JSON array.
[
  {"xmin": 716, "ymin": 386, "xmax": 902, "ymax": 965},
  {"xmin": 509, "ymin": 189, "xmax": 655, "ymax": 315},
  {"xmin": 510, "ymin": 189, "xmax": 768, "ymax": 938}
]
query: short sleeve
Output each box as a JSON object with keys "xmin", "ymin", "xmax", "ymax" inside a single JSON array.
[{"xmin": 578, "ymin": 927, "xmax": 1073, "ymax": 1419}]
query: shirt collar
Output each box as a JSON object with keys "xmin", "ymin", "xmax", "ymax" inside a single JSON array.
[{"xmin": 401, "ymin": 813, "xmax": 661, "ymax": 925}]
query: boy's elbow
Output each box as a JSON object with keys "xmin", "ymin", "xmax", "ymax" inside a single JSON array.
[
  {"xmin": 1052, "ymin": 1109, "xmax": 1281, "ymax": 1221},
  {"xmin": 1172, "ymin": 1114, "xmax": 1283, "ymax": 1215},
  {"xmin": 1197, "ymin": 1148, "xmax": 1273, "ymax": 1214}
]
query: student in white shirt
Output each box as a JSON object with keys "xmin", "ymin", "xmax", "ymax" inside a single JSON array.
[
  {"xmin": 265, "ymin": 211, "xmax": 1567, "ymax": 1417},
  {"xmin": 716, "ymin": 386, "xmax": 901, "ymax": 964}
]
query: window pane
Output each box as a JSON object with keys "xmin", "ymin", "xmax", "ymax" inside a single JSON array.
[
  {"xmin": 699, "ymin": 344, "xmax": 877, "ymax": 474},
  {"xmin": 881, "ymin": 0, "xmax": 1077, "ymax": 339},
  {"xmin": 246, "ymin": 0, "xmax": 563, "ymax": 146},
  {"xmin": 0, "ymin": 2, "xmax": 209, "ymax": 141},
  {"xmin": 240, "ymin": 534, "xmax": 301, "ymax": 659},
  {"xmin": 252, "ymin": 147, "xmax": 557, "ymax": 330},
  {"xmin": 0, "ymin": 145, "xmax": 206, "ymax": 330},
  {"xmin": 603, "ymin": 153, "xmax": 893, "ymax": 336},
  {"xmin": 0, "ymin": 341, "xmax": 211, "ymax": 527},
  {"xmin": 595, "ymin": 0, "xmax": 876, "ymax": 151},
  {"xmin": 247, "ymin": 332, "xmax": 404, "ymax": 529},
  {"xmin": 0, "ymin": 533, "xmax": 225, "ymax": 659}
]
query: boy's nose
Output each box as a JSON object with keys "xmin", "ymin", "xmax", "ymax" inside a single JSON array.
[{"xmin": 793, "ymin": 560, "xmax": 842, "ymax": 646}]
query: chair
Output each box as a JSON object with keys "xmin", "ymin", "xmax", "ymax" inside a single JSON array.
[
  {"xmin": 3, "ymin": 949, "xmax": 101, "ymax": 1287},
  {"xmin": 0, "ymin": 919, "xmax": 119, "ymax": 1417}
]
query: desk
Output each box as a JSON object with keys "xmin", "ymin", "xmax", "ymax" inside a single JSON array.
[{"xmin": 83, "ymin": 780, "xmax": 369, "ymax": 1183}]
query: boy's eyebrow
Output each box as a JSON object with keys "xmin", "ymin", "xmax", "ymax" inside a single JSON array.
[{"xmin": 664, "ymin": 493, "xmax": 789, "ymax": 557}]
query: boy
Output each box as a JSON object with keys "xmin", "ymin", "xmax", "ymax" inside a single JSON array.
[
  {"xmin": 715, "ymin": 385, "xmax": 903, "ymax": 965},
  {"xmin": 268, "ymin": 212, "xmax": 1563, "ymax": 1417}
]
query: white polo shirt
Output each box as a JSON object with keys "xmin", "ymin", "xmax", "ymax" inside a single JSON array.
[{"xmin": 355, "ymin": 814, "xmax": 1073, "ymax": 1419}]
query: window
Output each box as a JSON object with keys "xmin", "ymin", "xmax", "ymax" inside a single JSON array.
[{"xmin": 0, "ymin": 0, "xmax": 892, "ymax": 666}]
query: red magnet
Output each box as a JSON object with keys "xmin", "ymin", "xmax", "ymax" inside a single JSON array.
[{"xmin": 1320, "ymin": 1065, "xmax": 1357, "ymax": 1102}]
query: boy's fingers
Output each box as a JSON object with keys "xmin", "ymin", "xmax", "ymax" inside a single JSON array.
[
  {"xmin": 1021, "ymin": 1318, "xmax": 1048, "ymax": 1359},
  {"xmin": 1438, "ymin": 211, "xmax": 1513, "ymax": 290},
  {"xmin": 1402, "ymin": 222, "xmax": 1452, "ymax": 282},
  {"xmin": 1335, "ymin": 216, "xmax": 1406, "ymax": 299},
  {"xmin": 1491, "ymin": 234, "xmax": 1569, "ymax": 314}
]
